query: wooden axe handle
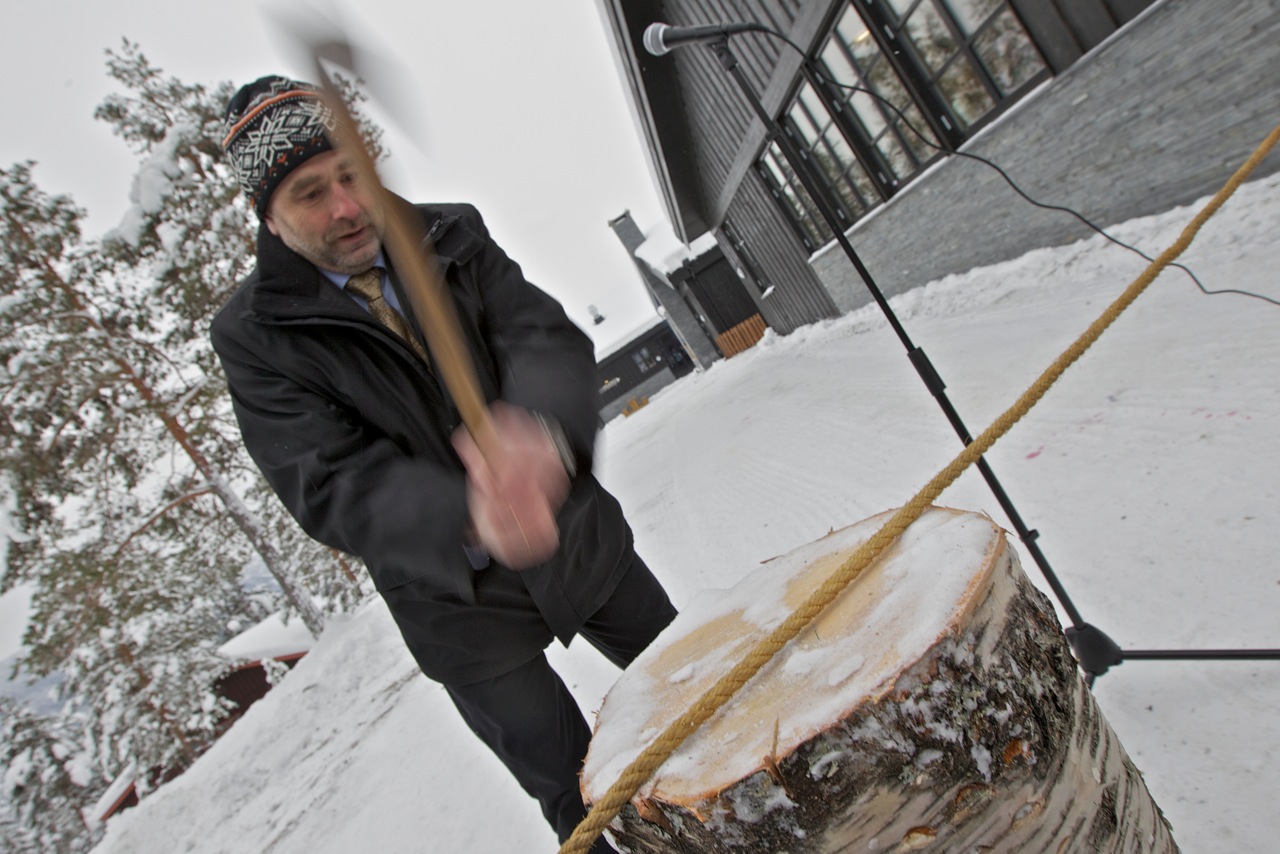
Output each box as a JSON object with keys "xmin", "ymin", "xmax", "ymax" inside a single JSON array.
[{"xmin": 313, "ymin": 69, "xmax": 500, "ymax": 460}]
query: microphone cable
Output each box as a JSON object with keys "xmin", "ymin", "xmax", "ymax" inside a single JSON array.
[{"xmin": 741, "ymin": 28, "xmax": 1280, "ymax": 308}]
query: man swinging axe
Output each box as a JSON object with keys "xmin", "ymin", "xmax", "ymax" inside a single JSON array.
[{"xmin": 210, "ymin": 74, "xmax": 677, "ymax": 851}]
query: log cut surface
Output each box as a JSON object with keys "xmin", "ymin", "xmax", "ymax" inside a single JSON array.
[{"xmin": 581, "ymin": 507, "xmax": 1177, "ymax": 852}]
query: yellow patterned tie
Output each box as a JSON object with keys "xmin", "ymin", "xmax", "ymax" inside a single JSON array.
[{"xmin": 345, "ymin": 268, "xmax": 431, "ymax": 366}]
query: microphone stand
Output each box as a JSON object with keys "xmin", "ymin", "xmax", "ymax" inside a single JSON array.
[{"xmin": 701, "ymin": 35, "xmax": 1279, "ymax": 684}]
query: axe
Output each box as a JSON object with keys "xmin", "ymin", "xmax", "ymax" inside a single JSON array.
[{"xmin": 283, "ymin": 21, "xmax": 500, "ymax": 459}]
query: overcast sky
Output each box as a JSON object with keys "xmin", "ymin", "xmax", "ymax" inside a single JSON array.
[{"xmin": 0, "ymin": 0, "xmax": 671, "ymax": 348}]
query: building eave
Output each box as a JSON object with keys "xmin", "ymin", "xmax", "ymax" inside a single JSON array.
[{"xmin": 596, "ymin": 0, "xmax": 712, "ymax": 242}]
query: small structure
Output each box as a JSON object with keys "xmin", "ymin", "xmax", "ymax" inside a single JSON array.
[
  {"xmin": 213, "ymin": 612, "xmax": 314, "ymax": 734},
  {"xmin": 666, "ymin": 246, "xmax": 768, "ymax": 359},
  {"xmin": 596, "ymin": 315, "xmax": 695, "ymax": 424},
  {"xmin": 85, "ymin": 761, "xmax": 141, "ymax": 832},
  {"xmin": 611, "ymin": 210, "xmax": 776, "ymax": 365},
  {"xmin": 608, "ymin": 211, "xmax": 722, "ymax": 371},
  {"xmin": 88, "ymin": 614, "xmax": 313, "ymax": 826}
]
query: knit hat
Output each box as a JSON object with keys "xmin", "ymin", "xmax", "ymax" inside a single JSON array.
[{"xmin": 221, "ymin": 76, "xmax": 336, "ymax": 219}]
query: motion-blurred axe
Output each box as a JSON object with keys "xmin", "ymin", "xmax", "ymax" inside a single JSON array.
[{"xmin": 274, "ymin": 12, "xmax": 499, "ymax": 458}]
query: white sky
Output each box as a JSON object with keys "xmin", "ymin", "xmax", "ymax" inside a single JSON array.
[{"xmin": 0, "ymin": 0, "xmax": 670, "ymax": 349}]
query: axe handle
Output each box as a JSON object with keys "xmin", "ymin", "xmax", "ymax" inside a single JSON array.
[{"xmin": 315, "ymin": 73, "xmax": 500, "ymax": 461}]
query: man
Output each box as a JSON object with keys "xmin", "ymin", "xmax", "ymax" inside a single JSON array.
[{"xmin": 211, "ymin": 76, "xmax": 676, "ymax": 850}]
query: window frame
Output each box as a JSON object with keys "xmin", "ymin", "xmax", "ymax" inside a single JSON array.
[{"xmin": 757, "ymin": 0, "xmax": 1050, "ymax": 249}]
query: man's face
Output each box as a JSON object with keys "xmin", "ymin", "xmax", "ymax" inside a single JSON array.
[{"xmin": 264, "ymin": 150, "xmax": 384, "ymax": 275}]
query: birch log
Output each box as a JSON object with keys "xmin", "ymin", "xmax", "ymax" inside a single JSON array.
[{"xmin": 581, "ymin": 507, "xmax": 1177, "ymax": 853}]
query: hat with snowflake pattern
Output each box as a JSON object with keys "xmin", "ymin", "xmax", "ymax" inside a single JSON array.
[{"xmin": 222, "ymin": 76, "xmax": 336, "ymax": 219}]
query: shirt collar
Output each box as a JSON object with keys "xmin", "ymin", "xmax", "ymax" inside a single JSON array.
[{"xmin": 319, "ymin": 251, "xmax": 388, "ymax": 288}]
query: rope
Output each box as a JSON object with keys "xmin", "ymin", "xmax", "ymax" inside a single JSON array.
[{"xmin": 560, "ymin": 123, "xmax": 1280, "ymax": 854}]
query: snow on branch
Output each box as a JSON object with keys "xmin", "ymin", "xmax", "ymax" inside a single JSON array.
[{"xmin": 106, "ymin": 122, "xmax": 198, "ymax": 249}]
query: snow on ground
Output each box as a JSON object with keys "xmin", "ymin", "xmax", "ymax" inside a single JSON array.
[{"xmin": 94, "ymin": 171, "xmax": 1280, "ymax": 853}]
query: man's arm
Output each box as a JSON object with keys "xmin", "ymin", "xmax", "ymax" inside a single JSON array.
[
  {"xmin": 211, "ymin": 321, "xmax": 473, "ymax": 591},
  {"xmin": 428, "ymin": 205, "xmax": 603, "ymax": 569},
  {"xmin": 452, "ymin": 403, "xmax": 570, "ymax": 569},
  {"xmin": 440, "ymin": 205, "xmax": 602, "ymax": 475}
]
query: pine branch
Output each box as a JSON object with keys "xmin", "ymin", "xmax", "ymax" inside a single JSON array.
[{"xmin": 110, "ymin": 486, "xmax": 216, "ymax": 561}]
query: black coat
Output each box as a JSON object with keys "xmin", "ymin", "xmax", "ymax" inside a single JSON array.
[{"xmin": 210, "ymin": 201, "xmax": 632, "ymax": 683}]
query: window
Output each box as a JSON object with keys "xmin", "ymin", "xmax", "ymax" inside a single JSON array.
[
  {"xmin": 814, "ymin": 9, "xmax": 940, "ymax": 182},
  {"xmin": 871, "ymin": 0, "xmax": 1048, "ymax": 136},
  {"xmin": 784, "ymin": 81, "xmax": 879, "ymax": 223},
  {"xmin": 758, "ymin": 1, "xmax": 1048, "ymax": 247},
  {"xmin": 755, "ymin": 143, "xmax": 834, "ymax": 251},
  {"xmin": 632, "ymin": 346, "xmax": 659, "ymax": 373}
]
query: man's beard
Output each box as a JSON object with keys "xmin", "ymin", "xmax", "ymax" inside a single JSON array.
[{"xmin": 278, "ymin": 214, "xmax": 382, "ymax": 275}]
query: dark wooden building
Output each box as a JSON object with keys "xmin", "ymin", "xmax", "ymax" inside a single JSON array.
[
  {"xmin": 669, "ymin": 245, "xmax": 769, "ymax": 358},
  {"xmin": 597, "ymin": 317, "xmax": 697, "ymax": 422},
  {"xmin": 598, "ymin": 0, "xmax": 1280, "ymax": 321}
]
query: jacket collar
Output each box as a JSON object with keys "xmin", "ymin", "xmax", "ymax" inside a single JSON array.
[{"xmin": 247, "ymin": 195, "xmax": 453, "ymax": 321}]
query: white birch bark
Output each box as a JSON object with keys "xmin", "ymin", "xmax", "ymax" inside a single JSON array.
[{"xmin": 583, "ymin": 508, "xmax": 1177, "ymax": 853}]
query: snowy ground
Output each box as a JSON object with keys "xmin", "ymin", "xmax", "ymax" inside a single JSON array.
[{"xmin": 94, "ymin": 172, "xmax": 1280, "ymax": 853}]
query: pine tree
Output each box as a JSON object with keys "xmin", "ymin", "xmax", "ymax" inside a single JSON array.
[
  {"xmin": 93, "ymin": 40, "xmax": 377, "ymax": 616},
  {"xmin": 0, "ymin": 698, "xmax": 95, "ymax": 854},
  {"xmin": 0, "ymin": 43, "xmax": 377, "ymax": 800},
  {"xmin": 0, "ymin": 160, "xmax": 250, "ymax": 779}
]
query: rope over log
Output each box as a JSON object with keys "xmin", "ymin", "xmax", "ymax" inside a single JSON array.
[{"xmin": 561, "ymin": 122, "xmax": 1280, "ymax": 854}]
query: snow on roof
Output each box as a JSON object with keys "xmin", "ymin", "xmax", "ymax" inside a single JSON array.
[
  {"xmin": 85, "ymin": 760, "xmax": 138, "ymax": 829},
  {"xmin": 216, "ymin": 613, "xmax": 314, "ymax": 663},
  {"xmin": 593, "ymin": 313, "xmax": 667, "ymax": 361},
  {"xmin": 633, "ymin": 220, "xmax": 719, "ymax": 276}
]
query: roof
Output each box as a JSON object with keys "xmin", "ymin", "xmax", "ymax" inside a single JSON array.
[
  {"xmin": 594, "ymin": 313, "xmax": 668, "ymax": 362},
  {"xmin": 216, "ymin": 613, "xmax": 315, "ymax": 664},
  {"xmin": 633, "ymin": 221, "xmax": 720, "ymax": 276}
]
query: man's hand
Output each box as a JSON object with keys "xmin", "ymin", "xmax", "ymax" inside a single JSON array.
[{"xmin": 452, "ymin": 403, "xmax": 572, "ymax": 570}]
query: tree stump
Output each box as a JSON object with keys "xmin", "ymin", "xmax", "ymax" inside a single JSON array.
[{"xmin": 581, "ymin": 507, "xmax": 1178, "ymax": 852}]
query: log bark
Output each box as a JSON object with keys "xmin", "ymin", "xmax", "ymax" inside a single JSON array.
[{"xmin": 582, "ymin": 508, "xmax": 1177, "ymax": 852}]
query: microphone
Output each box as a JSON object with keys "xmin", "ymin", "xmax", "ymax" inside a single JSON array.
[{"xmin": 642, "ymin": 22, "xmax": 767, "ymax": 56}]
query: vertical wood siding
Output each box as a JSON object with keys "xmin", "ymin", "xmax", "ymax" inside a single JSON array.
[{"xmin": 654, "ymin": 0, "xmax": 838, "ymax": 329}]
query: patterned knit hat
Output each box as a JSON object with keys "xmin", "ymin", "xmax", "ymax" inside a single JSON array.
[{"xmin": 221, "ymin": 76, "xmax": 336, "ymax": 219}]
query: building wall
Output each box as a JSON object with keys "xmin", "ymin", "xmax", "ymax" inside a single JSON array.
[
  {"xmin": 597, "ymin": 323, "xmax": 695, "ymax": 421},
  {"xmin": 609, "ymin": 211, "xmax": 722, "ymax": 370},
  {"xmin": 717, "ymin": 173, "xmax": 840, "ymax": 333},
  {"xmin": 810, "ymin": 0, "xmax": 1280, "ymax": 310}
]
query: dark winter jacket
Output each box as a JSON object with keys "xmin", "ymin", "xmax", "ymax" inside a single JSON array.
[{"xmin": 210, "ymin": 200, "xmax": 632, "ymax": 684}]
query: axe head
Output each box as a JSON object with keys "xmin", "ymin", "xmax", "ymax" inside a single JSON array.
[{"xmin": 263, "ymin": 1, "xmax": 428, "ymax": 149}]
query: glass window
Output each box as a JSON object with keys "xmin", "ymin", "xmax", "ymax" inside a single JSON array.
[
  {"xmin": 816, "ymin": 11, "xmax": 939, "ymax": 181},
  {"xmin": 787, "ymin": 81, "xmax": 875, "ymax": 219},
  {"xmin": 876, "ymin": 0, "xmax": 1047, "ymax": 131},
  {"xmin": 756, "ymin": 0, "xmax": 1047, "ymax": 248},
  {"xmin": 632, "ymin": 346, "xmax": 658, "ymax": 373},
  {"xmin": 757, "ymin": 144, "xmax": 833, "ymax": 251},
  {"xmin": 948, "ymin": 0, "xmax": 1002, "ymax": 34},
  {"xmin": 972, "ymin": 7, "xmax": 1047, "ymax": 95},
  {"xmin": 936, "ymin": 56, "xmax": 996, "ymax": 126},
  {"xmin": 902, "ymin": 1, "xmax": 959, "ymax": 75}
]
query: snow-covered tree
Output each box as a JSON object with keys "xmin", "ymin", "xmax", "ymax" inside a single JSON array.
[
  {"xmin": 93, "ymin": 41, "xmax": 377, "ymax": 616},
  {"xmin": 0, "ymin": 160, "xmax": 253, "ymax": 778},
  {"xmin": 0, "ymin": 43, "xmax": 378, "ymax": 799},
  {"xmin": 0, "ymin": 698, "xmax": 94, "ymax": 854}
]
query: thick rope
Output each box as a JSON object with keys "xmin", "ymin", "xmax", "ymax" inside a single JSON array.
[{"xmin": 560, "ymin": 123, "xmax": 1280, "ymax": 854}]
